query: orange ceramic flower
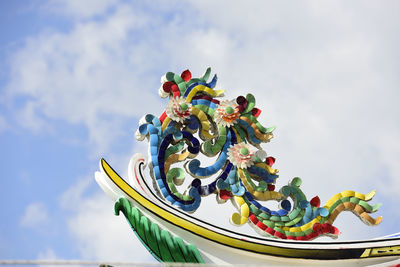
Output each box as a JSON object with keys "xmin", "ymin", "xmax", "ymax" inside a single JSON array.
[{"xmin": 214, "ymin": 100, "xmax": 240, "ymax": 127}]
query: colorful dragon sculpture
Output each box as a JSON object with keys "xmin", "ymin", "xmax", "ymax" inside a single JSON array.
[{"xmin": 133, "ymin": 67, "xmax": 382, "ymax": 241}]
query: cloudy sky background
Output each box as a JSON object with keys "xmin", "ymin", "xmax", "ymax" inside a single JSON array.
[{"xmin": 1, "ymin": 0, "xmax": 399, "ymax": 264}]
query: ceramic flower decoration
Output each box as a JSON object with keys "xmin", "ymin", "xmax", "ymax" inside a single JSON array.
[
  {"xmin": 227, "ymin": 143, "xmax": 255, "ymax": 169},
  {"xmin": 166, "ymin": 96, "xmax": 192, "ymax": 123},
  {"xmin": 214, "ymin": 100, "xmax": 240, "ymax": 127}
]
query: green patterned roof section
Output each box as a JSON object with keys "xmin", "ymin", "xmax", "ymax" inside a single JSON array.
[{"xmin": 114, "ymin": 197, "xmax": 204, "ymax": 264}]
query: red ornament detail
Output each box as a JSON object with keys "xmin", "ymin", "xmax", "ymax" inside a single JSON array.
[
  {"xmin": 237, "ymin": 105, "xmax": 245, "ymax": 113},
  {"xmin": 236, "ymin": 95, "xmax": 246, "ymax": 105},
  {"xmin": 219, "ymin": 189, "xmax": 230, "ymax": 200},
  {"xmin": 265, "ymin": 227, "xmax": 275, "ymax": 235},
  {"xmin": 171, "ymin": 84, "xmax": 179, "ymax": 92},
  {"xmin": 159, "ymin": 111, "xmax": 167, "ymax": 123},
  {"xmin": 310, "ymin": 196, "xmax": 321, "ymax": 207},
  {"xmin": 265, "ymin": 157, "xmax": 275, "ymax": 166},
  {"xmin": 267, "ymin": 184, "xmax": 275, "ymax": 191},
  {"xmin": 236, "ymin": 95, "xmax": 247, "ymax": 113},
  {"xmin": 163, "ymin": 81, "xmax": 174, "ymax": 93},
  {"xmin": 274, "ymin": 231, "xmax": 286, "ymax": 239},
  {"xmin": 171, "ymin": 85, "xmax": 180, "ymax": 98},
  {"xmin": 163, "ymin": 82, "xmax": 181, "ymax": 97},
  {"xmin": 181, "ymin": 69, "xmax": 191, "ymax": 82},
  {"xmin": 312, "ymin": 223, "xmax": 322, "ymax": 233},
  {"xmin": 256, "ymin": 221, "xmax": 267, "ymax": 231},
  {"xmin": 321, "ymin": 223, "xmax": 331, "ymax": 233},
  {"xmin": 249, "ymin": 213, "xmax": 258, "ymax": 224},
  {"xmin": 332, "ymin": 226, "xmax": 340, "ymax": 235},
  {"xmin": 307, "ymin": 231, "xmax": 318, "ymax": 240},
  {"xmin": 251, "ymin": 108, "xmax": 261, "ymax": 117}
]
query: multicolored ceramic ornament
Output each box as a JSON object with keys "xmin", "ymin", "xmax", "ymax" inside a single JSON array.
[{"xmin": 96, "ymin": 68, "xmax": 400, "ymax": 266}]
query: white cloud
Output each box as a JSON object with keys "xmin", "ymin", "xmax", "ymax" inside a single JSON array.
[
  {"xmin": 44, "ymin": 0, "xmax": 119, "ymax": 19},
  {"xmin": 15, "ymin": 101, "xmax": 52, "ymax": 133},
  {"xmin": 38, "ymin": 247, "xmax": 58, "ymax": 260},
  {"xmin": 59, "ymin": 176, "xmax": 92, "ymax": 210},
  {"xmin": 20, "ymin": 202, "xmax": 49, "ymax": 228},
  {"xmin": 37, "ymin": 248, "xmax": 61, "ymax": 267},
  {"xmin": 60, "ymin": 178, "xmax": 156, "ymax": 262},
  {"xmin": 6, "ymin": 4, "xmax": 164, "ymax": 154}
]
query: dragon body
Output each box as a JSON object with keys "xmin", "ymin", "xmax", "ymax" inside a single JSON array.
[{"xmin": 134, "ymin": 68, "xmax": 382, "ymax": 241}]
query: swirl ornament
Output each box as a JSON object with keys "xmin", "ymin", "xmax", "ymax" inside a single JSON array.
[{"xmin": 134, "ymin": 68, "xmax": 382, "ymax": 240}]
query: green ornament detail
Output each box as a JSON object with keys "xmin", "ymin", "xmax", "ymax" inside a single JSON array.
[
  {"xmin": 225, "ymin": 106, "xmax": 234, "ymax": 115},
  {"xmin": 114, "ymin": 197, "xmax": 204, "ymax": 263},
  {"xmin": 203, "ymin": 126, "xmax": 227, "ymax": 156},
  {"xmin": 240, "ymin": 147, "xmax": 249, "ymax": 156},
  {"xmin": 180, "ymin": 103, "xmax": 188, "ymax": 111}
]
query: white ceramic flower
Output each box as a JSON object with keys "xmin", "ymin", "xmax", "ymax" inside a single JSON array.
[
  {"xmin": 165, "ymin": 96, "xmax": 192, "ymax": 123},
  {"xmin": 227, "ymin": 143, "xmax": 255, "ymax": 169},
  {"xmin": 214, "ymin": 100, "xmax": 240, "ymax": 127}
]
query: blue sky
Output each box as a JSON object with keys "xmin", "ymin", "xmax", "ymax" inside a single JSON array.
[{"xmin": 1, "ymin": 0, "xmax": 399, "ymax": 263}]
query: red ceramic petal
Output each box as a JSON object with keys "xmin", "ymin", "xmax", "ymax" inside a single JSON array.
[
  {"xmin": 236, "ymin": 96, "xmax": 247, "ymax": 112},
  {"xmin": 236, "ymin": 96, "xmax": 248, "ymax": 113},
  {"xmin": 274, "ymin": 231, "xmax": 286, "ymax": 239},
  {"xmin": 171, "ymin": 84, "xmax": 180, "ymax": 98},
  {"xmin": 267, "ymin": 184, "xmax": 275, "ymax": 191},
  {"xmin": 162, "ymin": 81, "xmax": 174, "ymax": 93},
  {"xmin": 181, "ymin": 69, "xmax": 191, "ymax": 82},
  {"xmin": 312, "ymin": 223, "xmax": 321, "ymax": 233},
  {"xmin": 251, "ymin": 108, "xmax": 261, "ymax": 117},
  {"xmin": 236, "ymin": 95, "xmax": 246, "ymax": 105},
  {"xmin": 265, "ymin": 157, "xmax": 275, "ymax": 166},
  {"xmin": 265, "ymin": 227, "xmax": 275, "ymax": 235},
  {"xmin": 308, "ymin": 231, "xmax": 318, "ymax": 240},
  {"xmin": 256, "ymin": 221, "xmax": 267, "ymax": 230},
  {"xmin": 321, "ymin": 223, "xmax": 331, "ymax": 233},
  {"xmin": 310, "ymin": 196, "xmax": 321, "ymax": 208},
  {"xmin": 237, "ymin": 105, "xmax": 245, "ymax": 113},
  {"xmin": 332, "ymin": 226, "xmax": 340, "ymax": 235},
  {"xmin": 249, "ymin": 213, "xmax": 258, "ymax": 224},
  {"xmin": 219, "ymin": 189, "xmax": 231, "ymax": 200},
  {"xmin": 159, "ymin": 111, "xmax": 167, "ymax": 123},
  {"xmin": 171, "ymin": 83, "xmax": 179, "ymax": 92}
]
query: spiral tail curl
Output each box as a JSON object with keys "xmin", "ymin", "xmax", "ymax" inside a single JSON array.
[{"xmin": 324, "ymin": 190, "xmax": 382, "ymax": 227}]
